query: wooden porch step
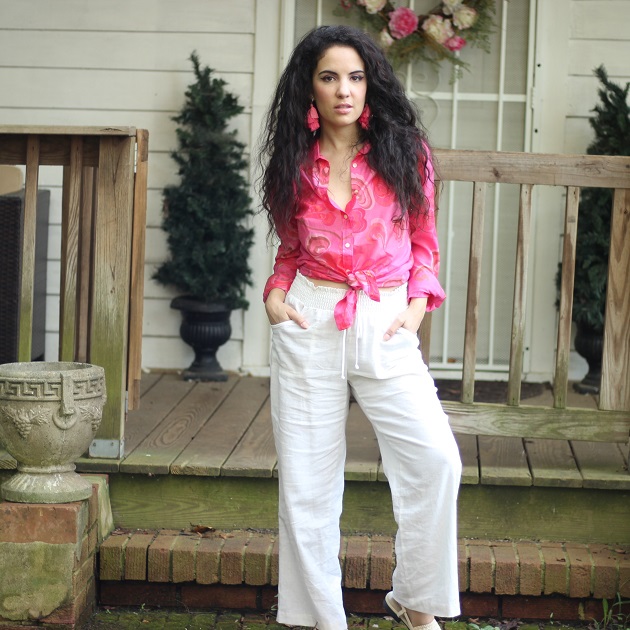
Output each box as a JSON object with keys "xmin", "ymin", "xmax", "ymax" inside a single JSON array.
[
  {"xmin": 1, "ymin": 373, "xmax": 628, "ymax": 543},
  {"xmin": 68, "ymin": 373, "xmax": 629, "ymax": 489},
  {"xmin": 97, "ymin": 528, "xmax": 630, "ymax": 621}
]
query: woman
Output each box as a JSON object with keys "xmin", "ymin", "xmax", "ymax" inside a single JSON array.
[{"xmin": 257, "ymin": 25, "xmax": 462, "ymax": 630}]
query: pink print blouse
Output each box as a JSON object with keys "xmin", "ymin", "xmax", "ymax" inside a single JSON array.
[{"xmin": 263, "ymin": 141, "xmax": 446, "ymax": 330}]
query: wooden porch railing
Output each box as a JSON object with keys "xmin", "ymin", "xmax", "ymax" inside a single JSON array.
[
  {"xmin": 424, "ymin": 149, "xmax": 630, "ymax": 449},
  {"xmin": 0, "ymin": 126, "xmax": 149, "ymax": 459}
]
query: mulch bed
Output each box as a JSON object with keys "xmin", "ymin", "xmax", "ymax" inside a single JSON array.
[{"xmin": 435, "ymin": 379, "xmax": 547, "ymax": 403}]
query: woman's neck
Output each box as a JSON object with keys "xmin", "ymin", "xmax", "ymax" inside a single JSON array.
[{"xmin": 318, "ymin": 125, "xmax": 361, "ymax": 158}]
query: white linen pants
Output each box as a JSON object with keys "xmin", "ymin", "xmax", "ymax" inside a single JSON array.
[{"xmin": 270, "ymin": 272, "xmax": 462, "ymax": 630}]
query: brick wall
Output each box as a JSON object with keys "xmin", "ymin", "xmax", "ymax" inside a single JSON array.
[
  {"xmin": 0, "ymin": 475, "xmax": 112, "ymax": 629},
  {"xmin": 99, "ymin": 529, "xmax": 630, "ymax": 622}
]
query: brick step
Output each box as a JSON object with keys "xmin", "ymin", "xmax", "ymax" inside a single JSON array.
[{"xmin": 99, "ymin": 529, "xmax": 630, "ymax": 623}]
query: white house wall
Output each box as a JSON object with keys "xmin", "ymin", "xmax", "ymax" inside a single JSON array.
[
  {"xmin": 0, "ymin": 0, "xmax": 270, "ymax": 374},
  {"xmin": 1, "ymin": 0, "xmax": 628, "ymax": 380},
  {"xmin": 528, "ymin": 0, "xmax": 630, "ymax": 382}
]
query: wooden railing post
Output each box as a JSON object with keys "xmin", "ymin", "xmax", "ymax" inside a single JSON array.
[
  {"xmin": 88, "ymin": 135, "xmax": 136, "ymax": 459},
  {"xmin": 0, "ymin": 126, "xmax": 148, "ymax": 461},
  {"xmin": 18, "ymin": 136, "xmax": 40, "ymax": 362},
  {"xmin": 600, "ymin": 187, "xmax": 630, "ymax": 412}
]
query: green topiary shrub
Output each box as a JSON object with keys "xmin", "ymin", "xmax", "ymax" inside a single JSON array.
[{"xmin": 154, "ymin": 52, "xmax": 254, "ymax": 310}]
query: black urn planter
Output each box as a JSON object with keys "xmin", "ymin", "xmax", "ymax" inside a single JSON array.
[
  {"xmin": 573, "ymin": 322, "xmax": 603, "ymax": 394},
  {"xmin": 171, "ymin": 296, "xmax": 232, "ymax": 382}
]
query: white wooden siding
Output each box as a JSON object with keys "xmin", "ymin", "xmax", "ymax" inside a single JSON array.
[
  {"xmin": 0, "ymin": 0, "xmax": 260, "ymax": 373},
  {"xmin": 565, "ymin": 0, "xmax": 630, "ymax": 153},
  {"xmin": 1, "ymin": 0, "xmax": 628, "ymax": 379},
  {"xmin": 530, "ymin": 0, "xmax": 630, "ymax": 381}
]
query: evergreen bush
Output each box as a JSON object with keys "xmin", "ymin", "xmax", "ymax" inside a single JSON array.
[
  {"xmin": 154, "ymin": 52, "xmax": 254, "ymax": 310},
  {"xmin": 572, "ymin": 65, "xmax": 629, "ymax": 332}
]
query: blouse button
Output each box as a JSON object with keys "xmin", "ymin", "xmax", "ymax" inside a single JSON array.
[
  {"xmin": 343, "ymin": 213, "xmax": 348, "ymax": 219},
  {"xmin": 352, "ymin": 163, "xmax": 357, "ymax": 168},
  {"xmin": 344, "ymin": 242, "xmax": 350, "ymax": 248}
]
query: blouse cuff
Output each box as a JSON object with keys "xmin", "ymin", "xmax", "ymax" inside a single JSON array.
[{"xmin": 408, "ymin": 274, "xmax": 446, "ymax": 312}]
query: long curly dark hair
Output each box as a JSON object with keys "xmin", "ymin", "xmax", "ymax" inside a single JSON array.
[{"xmin": 257, "ymin": 25, "xmax": 432, "ymax": 236}]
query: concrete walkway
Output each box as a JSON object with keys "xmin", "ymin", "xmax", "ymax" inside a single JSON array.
[{"xmin": 83, "ymin": 607, "xmax": 583, "ymax": 630}]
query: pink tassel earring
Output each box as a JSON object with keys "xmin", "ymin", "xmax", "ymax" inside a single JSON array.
[
  {"xmin": 306, "ymin": 102, "xmax": 320, "ymax": 132},
  {"xmin": 359, "ymin": 104, "xmax": 371, "ymax": 130}
]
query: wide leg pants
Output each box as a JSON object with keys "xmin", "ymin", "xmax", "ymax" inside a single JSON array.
[{"xmin": 270, "ymin": 272, "xmax": 462, "ymax": 630}]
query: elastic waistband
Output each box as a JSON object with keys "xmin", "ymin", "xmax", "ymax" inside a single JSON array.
[{"xmin": 289, "ymin": 271, "xmax": 408, "ymax": 313}]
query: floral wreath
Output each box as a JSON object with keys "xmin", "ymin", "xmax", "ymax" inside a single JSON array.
[{"xmin": 338, "ymin": 0, "xmax": 496, "ymax": 73}]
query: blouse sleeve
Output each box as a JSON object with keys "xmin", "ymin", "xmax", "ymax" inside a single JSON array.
[
  {"xmin": 407, "ymin": 153, "xmax": 446, "ymax": 312},
  {"xmin": 262, "ymin": 217, "xmax": 301, "ymax": 302}
]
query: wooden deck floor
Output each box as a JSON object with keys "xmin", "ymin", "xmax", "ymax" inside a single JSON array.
[{"xmin": 70, "ymin": 371, "xmax": 629, "ymax": 490}]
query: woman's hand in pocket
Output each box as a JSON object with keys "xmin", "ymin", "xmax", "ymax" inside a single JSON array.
[
  {"xmin": 383, "ymin": 297, "xmax": 427, "ymax": 341},
  {"xmin": 265, "ymin": 288, "xmax": 309, "ymax": 328}
]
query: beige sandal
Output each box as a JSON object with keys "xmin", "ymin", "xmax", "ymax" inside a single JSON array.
[{"xmin": 383, "ymin": 592, "xmax": 440, "ymax": 630}]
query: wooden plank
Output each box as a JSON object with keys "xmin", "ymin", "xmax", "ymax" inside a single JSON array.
[
  {"xmin": 454, "ymin": 433, "xmax": 479, "ymax": 485},
  {"xmin": 571, "ymin": 441, "xmax": 630, "ymax": 490},
  {"xmin": 433, "ymin": 150, "xmax": 630, "ymax": 189},
  {"xmin": 524, "ymin": 438, "xmax": 583, "ymax": 488},
  {"xmin": 89, "ymin": 136, "xmax": 135, "ymax": 452},
  {"xmin": 444, "ymin": 400, "xmax": 630, "ymax": 443},
  {"xmin": 572, "ymin": 1, "xmax": 630, "ymax": 40},
  {"xmin": 0, "ymin": 125, "xmax": 136, "ymax": 136},
  {"xmin": 0, "ymin": 133, "xmax": 100, "ymax": 166},
  {"xmin": 59, "ymin": 136, "xmax": 83, "ymax": 361},
  {"xmin": 76, "ymin": 167, "xmax": 96, "ymax": 363},
  {"xmin": 105, "ymin": 472, "xmax": 630, "ymax": 544},
  {"xmin": 600, "ymin": 188, "xmax": 630, "ymax": 412},
  {"xmin": 419, "ymin": 181, "xmax": 441, "ymax": 366},
  {"xmin": 108, "ymin": 475, "xmax": 280, "ymax": 533},
  {"xmin": 0, "ymin": 0, "xmax": 256, "ymax": 32},
  {"xmin": 457, "ymin": 484, "xmax": 630, "ymax": 544},
  {"xmin": 221, "ymin": 398, "xmax": 277, "ymax": 478},
  {"xmin": 507, "ymin": 184, "xmax": 532, "ymax": 406},
  {"xmin": 0, "ymin": 32, "xmax": 254, "ymax": 74},
  {"xmin": 554, "ymin": 187, "xmax": 579, "ymax": 409},
  {"xmin": 462, "ymin": 182, "xmax": 486, "ymax": 403},
  {"xmin": 75, "ymin": 374, "xmax": 193, "ymax": 472},
  {"xmin": 344, "ymin": 403, "xmax": 380, "ymax": 482},
  {"xmin": 170, "ymin": 377, "xmax": 268, "ymax": 476},
  {"xmin": 139, "ymin": 371, "xmax": 162, "ymax": 397},
  {"xmin": 17, "ymin": 135, "xmax": 40, "ymax": 361},
  {"xmin": 0, "ymin": 69, "xmax": 252, "ymax": 112},
  {"xmin": 123, "ymin": 374, "xmax": 195, "ymax": 455},
  {"xmin": 120, "ymin": 377, "xmax": 237, "ymax": 474},
  {"xmin": 127, "ymin": 129, "xmax": 149, "ymax": 410},
  {"xmin": 478, "ymin": 436, "xmax": 532, "ymax": 486}
]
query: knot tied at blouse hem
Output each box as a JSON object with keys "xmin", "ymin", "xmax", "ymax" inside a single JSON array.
[{"xmin": 333, "ymin": 269, "xmax": 380, "ymax": 330}]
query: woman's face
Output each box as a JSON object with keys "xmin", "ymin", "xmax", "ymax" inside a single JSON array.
[{"xmin": 311, "ymin": 45, "xmax": 367, "ymax": 132}]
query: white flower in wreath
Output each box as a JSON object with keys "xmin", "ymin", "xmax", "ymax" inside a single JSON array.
[
  {"xmin": 379, "ymin": 28, "xmax": 395, "ymax": 49},
  {"xmin": 441, "ymin": 0, "xmax": 463, "ymax": 15},
  {"xmin": 360, "ymin": 0, "xmax": 387, "ymax": 13},
  {"xmin": 422, "ymin": 14, "xmax": 455, "ymax": 45},
  {"xmin": 453, "ymin": 6, "xmax": 478, "ymax": 29}
]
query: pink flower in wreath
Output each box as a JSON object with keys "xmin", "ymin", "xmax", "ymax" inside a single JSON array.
[
  {"xmin": 388, "ymin": 7, "xmax": 419, "ymax": 39},
  {"xmin": 453, "ymin": 5, "xmax": 478, "ymax": 29},
  {"xmin": 422, "ymin": 14, "xmax": 455, "ymax": 45},
  {"xmin": 445, "ymin": 35, "xmax": 466, "ymax": 51}
]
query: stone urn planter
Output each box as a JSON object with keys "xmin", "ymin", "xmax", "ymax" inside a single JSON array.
[{"xmin": 0, "ymin": 361, "xmax": 106, "ymax": 503}]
